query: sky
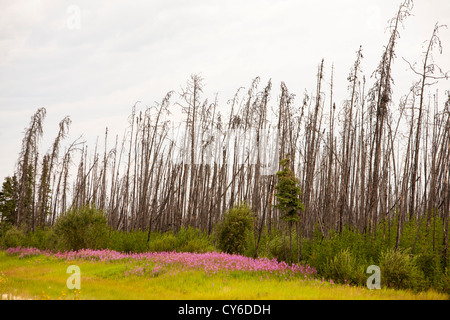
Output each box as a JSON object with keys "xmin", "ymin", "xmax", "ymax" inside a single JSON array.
[{"xmin": 0, "ymin": 0, "xmax": 449, "ymax": 181}]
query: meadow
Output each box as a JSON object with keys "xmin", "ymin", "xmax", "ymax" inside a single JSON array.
[{"xmin": 0, "ymin": 247, "xmax": 447, "ymax": 300}]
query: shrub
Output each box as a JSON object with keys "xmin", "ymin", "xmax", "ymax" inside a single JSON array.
[
  {"xmin": 415, "ymin": 251, "xmax": 442, "ymax": 288},
  {"xmin": 147, "ymin": 227, "xmax": 215, "ymax": 253},
  {"xmin": 441, "ymin": 268, "xmax": 450, "ymax": 295},
  {"xmin": 174, "ymin": 227, "xmax": 214, "ymax": 253},
  {"xmin": 109, "ymin": 230, "xmax": 148, "ymax": 253},
  {"xmin": 53, "ymin": 206, "xmax": 108, "ymax": 251},
  {"xmin": 248, "ymin": 226, "xmax": 274, "ymax": 259},
  {"xmin": 43, "ymin": 228, "xmax": 59, "ymax": 250},
  {"xmin": 379, "ymin": 248, "xmax": 426, "ymax": 291},
  {"xmin": 324, "ymin": 248, "xmax": 365, "ymax": 285},
  {"xmin": 265, "ymin": 230, "xmax": 302, "ymax": 262},
  {"xmin": 243, "ymin": 229, "xmax": 257, "ymax": 258},
  {"xmin": 148, "ymin": 232, "xmax": 176, "ymax": 252},
  {"xmin": 302, "ymin": 228, "xmax": 335, "ymax": 274},
  {"xmin": 267, "ymin": 232, "xmax": 286, "ymax": 260},
  {"xmin": 216, "ymin": 203, "xmax": 254, "ymax": 255},
  {"xmin": 25, "ymin": 227, "xmax": 51, "ymax": 250},
  {"xmin": 181, "ymin": 237, "xmax": 215, "ymax": 253},
  {"xmin": 1, "ymin": 226, "xmax": 26, "ymax": 248}
]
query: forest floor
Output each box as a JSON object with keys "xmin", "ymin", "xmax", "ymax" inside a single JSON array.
[{"xmin": 0, "ymin": 250, "xmax": 447, "ymax": 300}]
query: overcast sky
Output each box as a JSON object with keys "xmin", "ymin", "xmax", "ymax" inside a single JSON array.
[{"xmin": 0, "ymin": 0, "xmax": 449, "ymax": 180}]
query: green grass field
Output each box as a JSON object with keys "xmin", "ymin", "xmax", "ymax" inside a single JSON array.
[{"xmin": 0, "ymin": 251, "xmax": 448, "ymax": 300}]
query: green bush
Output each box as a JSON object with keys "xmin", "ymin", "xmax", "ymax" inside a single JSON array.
[
  {"xmin": 25, "ymin": 227, "xmax": 53, "ymax": 250},
  {"xmin": 216, "ymin": 203, "xmax": 254, "ymax": 255},
  {"xmin": 182, "ymin": 237, "xmax": 215, "ymax": 253},
  {"xmin": 175, "ymin": 227, "xmax": 215, "ymax": 253},
  {"xmin": 53, "ymin": 206, "xmax": 108, "ymax": 251},
  {"xmin": 379, "ymin": 248, "xmax": 426, "ymax": 291},
  {"xmin": 108, "ymin": 230, "xmax": 149, "ymax": 253},
  {"xmin": 416, "ymin": 251, "xmax": 441, "ymax": 288},
  {"xmin": 147, "ymin": 227, "xmax": 215, "ymax": 253},
  {"xmin": 266, "ymin": 231, "xmax": 301, "ymax": 262},
  {"xmin": 243, "ymin": 229, "xmax": 258, "ymax": 258},
  {"xmin": 267, "ymin": 232, "xmax": 285, "ymax": 260},
  {"xmin": 148, "ymin": 232, "xmax": 176, "ymax": 252},
  {"xmin": 441, "ymin": 268, "xmax": 450, "ymax": 295},
  {"xmin": 1, "ymin": 226, "xmax": 26, "ymax": 248},
  {"xmin": 43, "ymin": 228, "xmax": 59, "ymax": 250},
  {"xmin": 324, "ymin": 248, "xmax": 365, "ymax": 285},
  {"xmin": 248, "ymin": 226, "xmax": 275, "ymax": 259}
]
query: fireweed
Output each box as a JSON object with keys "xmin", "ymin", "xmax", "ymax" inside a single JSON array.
[{"xmin": 5, "ymin": 247, "xmax": 317, "ymax": 279}]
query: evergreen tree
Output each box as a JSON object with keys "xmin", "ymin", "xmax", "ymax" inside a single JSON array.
[
  {"xmin": 274, "ymin": 158, "xmax": 305, "ymax": 261},
  {"xmin": 0, "ymin": 176, "xmax": 19, "ymax": 234}
]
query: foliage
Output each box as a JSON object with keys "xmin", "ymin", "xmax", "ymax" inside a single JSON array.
[
  {"xmin": 324, "ymin": 249, "xmax": 365, "ymax": 285},
  {"xmin": 292, "ymin": 218, "xmax": 450, "ymax": 294},
  {"xmin": 25, "ymin": 227, "xmax": 56, "ymax": 250},
  {"xmin": 264, "ymin": 230, "xmax": 301, "ymax": 262},
  {"xmin": 0, "ymin": 176, "xmax": 18, "ymax": 235},
  {"xmin": 53, "ymin": 206, "xmax": 109, "ymax": 251},
  {"xmin": 108, "ymin": 230, "xmax": 148, "ymax": 253},
  {"xmin": 442, "ymin": 268, "xmax": 450, "ymax": 295},
  {"xmin": 147, "ymin": 227, "xmax": 215, "ymax": 253},
  {"xmin": 216, "ymin": 203, "xmax": 254, "ymax": 255},
  {"xmin": 272, "ymin": 158, "xmax": 305, "ymax": 263},
  {"xmin": 379, "ymin": 248, "xmax": 426, "ymax": 291},
  {"xmin": 274, "ymin": 158, "xmax": 304, "ymax": 223},
  {"xmin": 266, "ymin": 232, "xmax": 287, "ymax": 261},
  {"xmin": 1, "ymin": 226, "xmax": 26, "ymax": 248},
  {"xmin": 174, "ymin": 227, "xmax": 215, "ymax": 253},
  {"xmin": 147, "ymin": 232, "xmax": 176, "ymax": 252}
]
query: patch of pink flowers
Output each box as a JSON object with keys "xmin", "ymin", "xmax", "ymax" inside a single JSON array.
[
  {"xmin": 5, "ymin": 246, "xmax": 52, "ymax": 259},
  {"xmin": 5, "ymin": 247, "xmax": 317, "ymax": 278}
]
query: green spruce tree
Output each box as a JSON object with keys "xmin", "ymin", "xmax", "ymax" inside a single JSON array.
[
  {"xmin": 274, "ymin": 158, "xmax": 305, "ymax": 262},
  {"xmin": 0, "ymin": 176, "xmax": 19, "ymax": 235}
]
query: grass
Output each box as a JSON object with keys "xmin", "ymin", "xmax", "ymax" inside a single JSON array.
[{"xmin": 0, "ymin": 250, "xmax": 448, "ymax": 300}]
